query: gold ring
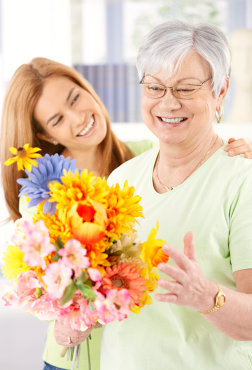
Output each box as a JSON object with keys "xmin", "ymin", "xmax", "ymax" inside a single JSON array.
[{"xmin": 67, "ymin": 336, "xmax": 72, "ymax": 345}]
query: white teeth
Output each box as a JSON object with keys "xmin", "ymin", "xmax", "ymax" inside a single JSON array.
[
  {"xmin": 161, "ymin": 117, "xmax": 184, "ymax": 123},
  {"xmin": 78, "ymin": 116, "xmax": 95, "ymax": 136}
]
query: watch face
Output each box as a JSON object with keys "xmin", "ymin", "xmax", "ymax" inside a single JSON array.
[{"xmin": 218, "ymin": 294, "xmax": 225, "ymax": 306}]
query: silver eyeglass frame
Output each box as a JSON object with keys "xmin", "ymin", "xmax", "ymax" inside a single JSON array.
[{"xmin": 139, "ymin": 77, "xmax": 212, "ymax": 99}]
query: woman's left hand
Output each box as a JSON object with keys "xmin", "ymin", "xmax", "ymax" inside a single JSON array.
[
  {"xmin": 156, "ymin": 231, "xmax": 215, "ymax": 312},
  {"xmin": 54, "ymin": 320, "xmax": 102, "ymax": 347},
  {"xmin": 225, "ymin": 137, "xmax": 252, "ymax": 158}
]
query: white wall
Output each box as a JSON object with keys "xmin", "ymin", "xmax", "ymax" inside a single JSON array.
[{"xmin": 0, "ymin": 0, "xmax": 72, "ymax": 104}]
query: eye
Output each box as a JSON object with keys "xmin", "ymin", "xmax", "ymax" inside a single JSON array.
[
  {"xmin": 71, "ymin": 93, "xmax": 80, "ymax": 105},
  {"xmin": 147, "ymin": 84, "xmax": 164, "ymax": 92},
  {"xmin": 177, "ymin": 87, "xmax": 195, "ymax": 92},
  {"xmin": 175, "ymin": 85, "xmax": 197, "ymax": 95},
  {"xmin": 52, "ymin": 116, "xmax": 63, "ymax": 127}
]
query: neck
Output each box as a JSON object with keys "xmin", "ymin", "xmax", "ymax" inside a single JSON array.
[
  {"xmin": 62, "ymin": 146, "xmax": 103, "ymax": 176},
  {"xmin": 154, "ymin": 129, "xmax": 222, "ymax": 192},
  {"xmin": 159, "ymin": 128, "xmax": 217, "ymax": 167}
]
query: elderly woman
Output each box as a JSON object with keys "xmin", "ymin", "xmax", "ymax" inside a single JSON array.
[{"xmin": 100, "ymin": 21, "xmax": 252, "ymax": 369}]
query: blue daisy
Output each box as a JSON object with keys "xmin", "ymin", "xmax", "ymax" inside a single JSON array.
[{"xmin": 17, "ymin": 154, "xmax": 78, "ymax": 216}]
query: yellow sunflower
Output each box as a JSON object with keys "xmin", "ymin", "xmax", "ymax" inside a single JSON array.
[
  {"xmin": 4, "ymin": 144, "xmax": 42, "ymax": 171},
  {"xmin": 2, "ymin": 245, "xmax": 30, "ymax": 279}
]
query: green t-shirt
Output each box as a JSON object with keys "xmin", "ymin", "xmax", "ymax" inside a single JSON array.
[
  {"xmin": 101, "ymin": 145, "xmax": 252, "ymax": 370},
  {"xmin": 19, "ymin": 139, "xmax": 155, "ymax": 370}
]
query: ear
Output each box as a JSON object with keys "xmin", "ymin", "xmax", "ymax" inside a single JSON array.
[
  {"xmin": 216, "ymin": 76, "xmax": 229, "ymax": 110},
  {"xmin": 37, "ymin": 132, "xmax": 58, "ymax": 145}
]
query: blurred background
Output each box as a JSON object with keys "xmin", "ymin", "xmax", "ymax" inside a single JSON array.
[{"xmin": 0, "ymin": 1, "xmax": 251, "ymax": 368}]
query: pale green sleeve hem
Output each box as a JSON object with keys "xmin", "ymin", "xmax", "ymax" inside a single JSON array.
[
  {"xmin": 19, "ymin": 195, "xmax": 36, "ymax": 220},
  {"xmin": 125, "ymin": 139, "xmax": 157, "ymax": 157}
]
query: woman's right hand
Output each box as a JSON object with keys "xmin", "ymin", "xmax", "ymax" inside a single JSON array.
[
  {"xmin": 54, "ymin": 320, "xmax": 102, "ymax": 347},
  {"xmin": 225, "ymin": 137, "xmax": 252, "ymax": 158}
]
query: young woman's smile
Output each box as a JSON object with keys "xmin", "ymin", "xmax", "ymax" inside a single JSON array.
[{"xmin": 34, "ymin": 76, "xmax": 107, "ymax": 149}]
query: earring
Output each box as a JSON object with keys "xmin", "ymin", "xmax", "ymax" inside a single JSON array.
[
  {"xmin": 215, "ymin": 107, "xmax": 222, "ymax": 124},
  {"xmin": 52, "ymin": 140, "xmax": 58, "ymax": 145}
]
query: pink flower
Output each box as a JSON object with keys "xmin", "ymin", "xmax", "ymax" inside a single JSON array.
[
  {"xmin": 19, "ymin": 220, "xmax": 55, "ymax": 269},
  {"xmin": 88, "ymin": 268, "xmax": 102, "ymax": 282},
  {"xmin": 29, "ymin": 293, "xmax": 60, "ymax": 320},
  {"xmin": 58, "ymin": 292, "xmax": 97, "ymax": 330},
  {"xmin": 58, "ymin": 239, "xmax": 90, "ymax": 276},
  {"xmin": 95, "ymin": 289, "xmax": 131, "ymax": 323},
  {"xmin": 43, "ymin": 260, "xmax": 72, "ymax": 299},
  {"xmin": 2, "ymin": 291, "xmax": 18, "ymax": 306},
  {"xmin": 2, "ymin": 270, "xmax": 44, "ymax": 309},
  {"xmin": 15, "ymin": 270, "xmax": 42, "ymax": 303},
  {"xmin": 11, "ymin": 219, "xmax": 27, "ymax": 245}
]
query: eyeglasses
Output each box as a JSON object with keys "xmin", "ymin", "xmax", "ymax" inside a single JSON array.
[{"xmin": 140, "ymin": 77, "xmax": 212, "ymax": 99}]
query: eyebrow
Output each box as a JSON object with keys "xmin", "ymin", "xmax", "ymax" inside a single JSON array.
[{"xmin": 46, "ymin": 87, "xmax": 76, "ymax": 125}]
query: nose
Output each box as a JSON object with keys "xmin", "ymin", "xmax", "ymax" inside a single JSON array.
[
  {"xmin": 158, "ymin": 88, "xmax": 182, "ymax": 110},
  {"xmin": 66, "ymin": 109, "xmax": 85, "ymax": 126}
]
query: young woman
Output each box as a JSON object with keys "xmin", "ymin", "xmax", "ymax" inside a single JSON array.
[{"xmin": 1, "ymin": 57, "xmax": 251, "ymax": 370}]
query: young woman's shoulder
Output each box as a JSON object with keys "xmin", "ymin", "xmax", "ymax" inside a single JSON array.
[
  {"xmin": 125, "ymin": 140, "xmax": 157, "ymax": 157},
  {"xmin": 108, "ymin": 146, "xmax": 157, "ymax": 187}
]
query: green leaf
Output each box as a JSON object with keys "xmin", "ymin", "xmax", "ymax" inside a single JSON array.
[
  {"xmin": 51, "ymin": 253, "xmax": 61, "ymax": 261},
  {"xmin": 35, "ymin": 288, "xmax": 42, "ymax": 299},
  {"xmin": 75, "ymin": 280, "xmax": 96, "ymax": 299},
  {"xmin": 56, "ymin": 236, "xmax": 64, "ymax": 251},
  {"xmin": 77, "ymin": 270, "xmax": 88, "ymax": 283},
  {"xmin": 60, "ymin": 280, "xmax": 77, "ymax": 306}
]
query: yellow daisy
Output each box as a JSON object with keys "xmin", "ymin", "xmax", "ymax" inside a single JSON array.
[
  {"xmin": 4, "ymin": 144, "xmax": 42, "ymax": 171},
  {"xmin": 140, "ymin": 221, "xmax": 168, "ymax": 274},
  {"xmin": 2, "ymin": 245, "xmax": 30, "ymax": 279}
]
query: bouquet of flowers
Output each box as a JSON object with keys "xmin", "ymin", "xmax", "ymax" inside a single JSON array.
[{"xmin": 2, "ymin": 144, "xmax": 168, "ymax": 369}]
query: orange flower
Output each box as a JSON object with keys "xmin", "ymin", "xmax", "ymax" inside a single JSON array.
[
  {"xmin": 67, "ymin": 199, "xmax": 107, "ymax": 244},
  {"xmin": 101, "ymin": 262, "xmax": 146, "ymax": 305},
  {"xmin": 141, "ymin": 222, "xmax": 168, "ymax": 273}
]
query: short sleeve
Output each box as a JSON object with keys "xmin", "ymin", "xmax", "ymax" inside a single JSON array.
[{"xmin": 229, "ymin": 172, "xmax": 252, "ymax": 272}]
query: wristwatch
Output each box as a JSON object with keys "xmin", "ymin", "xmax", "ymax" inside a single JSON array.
[{"xmin": 200, "ymin": 285, "xmax": 226, "ymax": 315}]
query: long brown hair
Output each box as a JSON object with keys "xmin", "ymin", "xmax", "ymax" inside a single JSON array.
[{"xmin": 0, "ymin": 57, "xmax": 133, "ymax": 222}]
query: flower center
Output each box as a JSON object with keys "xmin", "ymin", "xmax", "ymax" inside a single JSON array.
[
  {"xmin": 111, "ymin": 275, "xmax": 128, "ymax": 289},
  {"xmin": 34, "ymin": 244, "xmax": 42, "ymax": 253},
  {"xmin": 55, "ymin": 276, "xmax": 62, "ymax": 284},
  {"xmin": 17, "ymin": 148, "xmax": 27, "ymax": 158},
  {"xmin": 68, "ymin": 253, "xmax": 77, "ymax": 264},
  {"xmin": 77, "ymin": 204, "xmax": 95, "ymax": 222}
]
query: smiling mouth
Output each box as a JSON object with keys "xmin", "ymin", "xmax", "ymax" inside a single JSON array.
[
  {"xmin": 77, "ymin": 116, "xmax": 95, "ymax": 136},
  {"xmin": 159, "ymin": 117, "xmax": 187, "ymax": 124}
]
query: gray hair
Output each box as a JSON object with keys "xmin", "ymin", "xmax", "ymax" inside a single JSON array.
[{"xmin": 136, "ymin": 20, "xmax": 231, "ymax": 96}]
